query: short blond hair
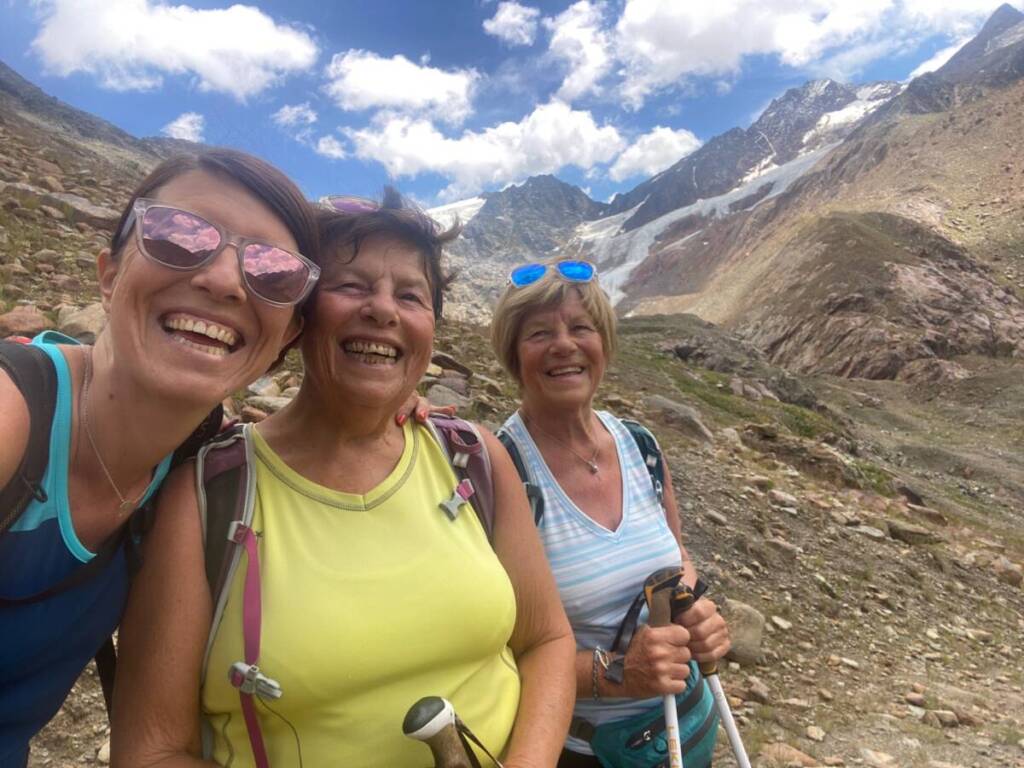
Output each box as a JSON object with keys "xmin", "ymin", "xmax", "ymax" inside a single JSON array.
[{"xmin": 490, "ymin": 261, "xmax": 617, "ymax": 383}]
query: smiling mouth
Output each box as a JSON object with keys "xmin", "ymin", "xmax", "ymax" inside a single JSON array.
[
  {"xmin": 161, "ymin": 313, "xmax": 243, "ymax": 358},
  {"xmin": 548, "ymin": 366, "xmax": 584, "ymax": 377},
  {"xmin": 342, "ymin": 339, "xmax": 401, "ymax": 366}
]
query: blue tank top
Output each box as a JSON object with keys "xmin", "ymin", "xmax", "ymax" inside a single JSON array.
[{"xmin": 0, "ymin": 333, "xmax": 173, "ymax": 766}]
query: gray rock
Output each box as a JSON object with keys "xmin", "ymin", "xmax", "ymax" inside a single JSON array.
[
  {"xmin": 3, "ymin": 182, "xmax": 120, "ymax": 230},
  {"xmin": 721, "ymin": 598, "xmax": 765, "ymax": 666},
  {"xmin": 431, "ymin": 351, "xmax": 472, "ymax": 377},
  {"xmin": 887, "ymin": 519, "xmax": 943, "ymax": 546},
  {"xmin": 246, "ymin": 396, "xmax": 291, "ymax": 413},
  {"xmin": 58, "ymin": 302, "xmax": 106, "ymax": 343},
  {"xmin": 247, "ymin": 375, "xmax": 282, "ymax": 398},
  {"xmin": 768, "ymin": 489, "xmax": 799, "ymax": 507},
  {"xmin": 426, "ymin": 384, "xmax": 470, "ymax": 409},
  {"xmin": 437, "ymin": 375, "xmax": 468, "ymax": 395},
  {"xmin": 0, "ymin": 305, "xmax": 49, "ymax": 336},
  {"xmin": 642, "ymin": 395, "xmax": 713, "ymax": 443}
]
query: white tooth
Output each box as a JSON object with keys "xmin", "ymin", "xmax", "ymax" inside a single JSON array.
[
  {"xmin": 183, "ymin": 319, "xmax": 195, "ymax": 332},
  {"xmin": 194, "ymin": 321, "xmax": 207, "ymax": 335}
]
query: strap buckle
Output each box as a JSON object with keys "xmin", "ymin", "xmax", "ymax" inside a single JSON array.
[{"xmin": 229, "ymin": 662, "xmax": 283, "ymax": 699}]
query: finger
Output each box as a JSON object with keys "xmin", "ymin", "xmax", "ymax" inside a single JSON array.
[
  {"xmin": 430, "ymin": 404, "xmax": 457, "ymax": 416},
  {"xmin": 677, "ymin": 600, "xmax": 716, "ymax": 628},
  {"xmin": 689, "ymin": 630, "xmax": 731, "ymax": 659}
]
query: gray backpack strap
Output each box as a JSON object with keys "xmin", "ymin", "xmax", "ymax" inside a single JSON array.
[
  {"xmin": 496, "ymin": 428, "xmax": 544, "ymax": 526},
  {"xmin": 195, "ymin": 424, "xmax": 259, "ymax": 759}
]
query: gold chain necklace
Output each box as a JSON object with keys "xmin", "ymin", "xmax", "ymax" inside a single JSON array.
[
  {"xmin": 523, "ymin": 413, "xmax": 600, "ymax": 474},
  {"xmin": 81, "ymin": 351, "xmax": 147, "ymax": 515}
]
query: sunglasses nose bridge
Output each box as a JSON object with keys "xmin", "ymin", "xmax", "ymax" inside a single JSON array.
[{"xmin": 190, "ymin": 235, "xmax": 249, "ymax": 302}]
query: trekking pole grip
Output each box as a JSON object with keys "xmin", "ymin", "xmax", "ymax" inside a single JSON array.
[
  {"xmin": 644, "ymin": 567, "xmax": 682, "ymax": 628},
  {"xmin": 403, "ymin": 697, "xmax": 475, "ymax": 768}
]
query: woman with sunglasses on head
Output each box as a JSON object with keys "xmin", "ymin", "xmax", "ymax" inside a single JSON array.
[
  {"xmin": 111, "ymin": 189, "xmax": 575, "ymax": 767},
  {"xmin": 0, "ymin": 148, "xmax": 322, "ymax": 768},
  {"xmin": 491, "ymin": 260, "xmax": 731, "ymax": 768}
]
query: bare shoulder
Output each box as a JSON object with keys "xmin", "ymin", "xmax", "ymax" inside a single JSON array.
[{"xmin": 0, "ymin": 368, "xmax": 31, "ymax": 492}]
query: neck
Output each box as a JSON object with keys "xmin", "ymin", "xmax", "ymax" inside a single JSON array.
[
  {"xmin": 77, "ymin": 339, "xmax": 214, "ymax": 493},
  {"xmin": 264, "ymin": 375, "xmax": 400, "ymax": 455},
  {"xmin": 519, "ymin": 396, "xmax": 598, "ymax": 444}
]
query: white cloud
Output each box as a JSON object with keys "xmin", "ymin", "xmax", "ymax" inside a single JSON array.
[
  {"xmin": 315, "ymin": 135, "xmax": 347, "ymax": 160},
  {"xmin": 544, "ymin": 1, "xmax": 613, "ymax": 101},
  {"xmin": 907, "ymin": 35, "xmax": 973, "ymax": 79},
  {"xmin": 323, "ymin": 50, "xmax": 479, "ymax": 124},
  {"xmin": 161, "ymin": 112, "xmax": 204, "ymax": 142},
  {"xmin": 483, "ymin": 2, "xmax": 541, "ymax": 46},
  {"xmin": 346, "ymin": 101, "xmax": 625, "ymax": 200},
  {"xmin": 31, "ymin": 0, "xmax": 318, "ymax": 101},
  {"xmin": 272, "ymin": 103, "xmax": 318, "ymax": 128},
  {"xmin": 609, "ymin": 126, "xmax": 701, "ymax": 181},
  {"xmin": 612, "ymin": 0, "xmax": 1005, "ymax": 109}
]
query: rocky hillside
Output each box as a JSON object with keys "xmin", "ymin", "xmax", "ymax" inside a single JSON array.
[{"xmin": 1, "ymin": 51, "xmax": 1022, "ymax": 768}]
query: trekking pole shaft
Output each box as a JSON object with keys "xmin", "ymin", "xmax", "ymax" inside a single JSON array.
[
  {"xmin": 647, "ymin": 586, "xmax": 684, "ymax": 768},
  {"xmin": 703, "ymin": 673, "xmax": 752, "ymax": 768}
]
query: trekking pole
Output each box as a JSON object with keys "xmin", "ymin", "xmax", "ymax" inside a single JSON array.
[
  {"xmin": 671, "ymin": 581, "xmax": 752, "ymax": 768},
  {"xmin": 643, "ymin": 567, "xmax": 685, "ymax": 768},
  {"xmin": 403, "ymin": 696, "xmax": 503, "ymax": 768}
]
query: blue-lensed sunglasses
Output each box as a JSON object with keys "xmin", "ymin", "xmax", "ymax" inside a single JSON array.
[{"xmin": 508, "ymin": 260, "xmax": 597, "ymax": 288}]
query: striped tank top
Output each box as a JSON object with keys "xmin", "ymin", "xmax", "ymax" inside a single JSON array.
[
  {"xmin": 202, "ymin": 421, "xmax": 520, "ymax": 767},
  {"xmin": 500, "ymin": 411, "xmax": 682, "ymax": 755}
]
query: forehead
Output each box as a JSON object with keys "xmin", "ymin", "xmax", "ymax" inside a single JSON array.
[
  {"xmin": 329, "ymin": 236, "xmax": 430, "ymax": 282},
  {"xmin": 152, "ymin": 169, "xmax": 295, "ymax": 248},
  {"xmin": 520, "ymin": 291, "xmax": 593, "ymax": 327}
]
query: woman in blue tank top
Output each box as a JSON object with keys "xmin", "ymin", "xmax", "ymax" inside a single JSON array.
[
  {"xmin": 0, "ymin": 148, "xmax": 323, "ymax": 767},
  {"xmin": 490, "ymin": 261, "xmax": 733, "ymax": 767}
]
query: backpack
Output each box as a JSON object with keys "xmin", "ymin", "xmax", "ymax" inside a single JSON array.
[
  {"xmin": 497, "ymin": 417, "xmax": 666, "ymax": 526},
  {"xmin": 194, "ymin": 414, "xmax": 497, "ymax": 768},
  {"xmin": 0, "ymin": 338, "xmax": 222, "ymax": 713}
]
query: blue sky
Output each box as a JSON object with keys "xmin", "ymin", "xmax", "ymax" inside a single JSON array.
[{"xmin": 1, "ymin": 1, "xmax": 1018, "ymax": 205}]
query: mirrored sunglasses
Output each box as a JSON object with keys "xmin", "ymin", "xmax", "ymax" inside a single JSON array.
[
  {"xmin": 319, "ymin": 194, "xmax": 380, "ymax": 214},
  {"xmin": 119, "ymin": 199, "xmax": 320, "ymax": 307},
  {"xmin": 508, "ymin": 260, "xmax": 597, "ymax": 288}
]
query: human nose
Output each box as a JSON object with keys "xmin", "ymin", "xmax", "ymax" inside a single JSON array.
[
  {"xmin": 189, "ymin": 241, "xmax": 247, "ymax": 303},
  {"xmin": 549, "ymin": 326, "xmax": 575, "ymax": 354},
  {"xmin": 360, "ymin": 286, "xmax": 399, "ymax": 325}
]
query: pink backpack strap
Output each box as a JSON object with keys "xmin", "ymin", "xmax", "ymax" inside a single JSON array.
[{"xmin": 427, "ymin": 415, "xmax": 495, "ymax": 543}]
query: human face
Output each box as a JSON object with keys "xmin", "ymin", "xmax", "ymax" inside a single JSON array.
[
  {"xmin": 301, "ymin": 236, "xmax": 435, "ymax": 414},
  {"xmin": 97, "ymin": 169, "xmax": 304, "ymax": 405},
  {"xmin": 516, "ymin": 291, "xmax": 606, "ymax": 412}
]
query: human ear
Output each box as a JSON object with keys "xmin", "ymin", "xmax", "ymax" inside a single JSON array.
[{"xmin": 96, "ymin": 248, "xmax": 120, "ymax": 312}]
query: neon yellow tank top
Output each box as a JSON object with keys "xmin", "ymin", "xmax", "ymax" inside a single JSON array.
[{"xmin": 202, "ymin": 422, "xmax": 520, "ymax": 767}]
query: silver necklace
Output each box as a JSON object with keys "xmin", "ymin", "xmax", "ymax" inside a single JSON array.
[
  {"xmin": 523, "ymin": 414, "xmax": 600, "ymax": 474},
  {"xmin": 81, "ymin": 351, "xmax": 147, "ymax": 515}
]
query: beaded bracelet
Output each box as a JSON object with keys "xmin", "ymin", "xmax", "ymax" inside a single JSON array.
[{"xmin": 591, "ymin": 646, "xmax": 610, "ymax": 700}]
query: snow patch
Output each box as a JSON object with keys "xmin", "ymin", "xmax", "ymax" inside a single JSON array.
[
  {"xmin": 578, "ymin": 146, "xmax": 838, "ymax": 304},
  {"xmin": 428, "ymin": 197, "xmax": 486, "ymax": 228},
  {"xmin": 987, "ymin": 20, "xmax": 1024, "ymax": 54}
]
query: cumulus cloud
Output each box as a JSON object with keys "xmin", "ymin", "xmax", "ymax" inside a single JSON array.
[
  {"xmin": 31, "ymin": 0, "xmax": 317, "ymax": 101},
  {"xmin": 346, "ymin": 101, "xmax": 624, "ymax": 200},
  {"xmin": 161, "ymin": 112, "xmax": 205, "ymax": 142},
  {"xmin": 323, "ymin": 50, "xmax": 479, "ymax": 124},
  {"xmin": 315, "ymin": 135, "xmax": 347, "ymax": 160},
  {"xmin": 483, "ymin": 2, "xmax": 541, "ymax": 46},
  {"xmin": 272, "ymin": 103, "xmax": 318, "ymax": 128},
  {"xmin": 609, "ymin": 126, "xmax": 701, "ymax": 181},
  {"xmin": 613, "ymin": 0, "xmax": 1004, "ymax": 109},
  {"xmin": 907, "ymin": 35, "xmax": 973, "ymax": 79},
  {"xmin": 544, "ymin": 1, "xmax": 613, "ymax": 101}
]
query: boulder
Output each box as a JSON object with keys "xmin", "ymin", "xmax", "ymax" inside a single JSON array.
[
  {"xmin": 3, "ymin": 182, "xmax": 120, "ymax": 230},
  {"xmin": 58, "ymin": 302, "xmax": 106, "ymax": 343},
  {"xmin": 760, "ymin": 743, "xmax": 817, "ymax": 766},
  {"xmin": 642, "ymin": 395, "xmax": 713, "ymax": 443},
  {"xmin": 887, "ymin": 519, "xmax": 943, "ymax": 546},
  {"xmin": 425, "ymin": 384, "xmax": 470, "ymax": 409},
  {"xmin": 245, "ymin": 396, "xmax": 291, "ymax": 413},
  {"xmin": 431, "ymin": 351, "xmax": 472, "ymax": 377},
  {"xmin": 0, "ymin": 305, "xmax": 49, "ymax": 336},
  {"xmin": 720, "ymin": 598, "xmax": 764, "ymax": 665}
]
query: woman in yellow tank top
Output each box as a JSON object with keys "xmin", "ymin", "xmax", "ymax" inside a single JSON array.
[{"xmin": 112, "ymin": 189, "xmax": 575, "ymax": 767}]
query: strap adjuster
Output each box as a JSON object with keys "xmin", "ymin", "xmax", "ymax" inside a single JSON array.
[{"xmin": 229, "ymin": 662, "xmax": 283, "ymax": 699}]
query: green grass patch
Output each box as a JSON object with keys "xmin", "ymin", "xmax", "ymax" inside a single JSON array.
[{"xmin": 853, "ymin": 460, "xmax": 896, "ymax": 496}]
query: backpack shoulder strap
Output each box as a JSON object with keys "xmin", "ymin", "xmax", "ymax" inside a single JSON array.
[
  {"xmin": 0, "ymin": 340, "xmax": 58, "ymax": 536},
  {"xmin": 620, "ymin": 418, "xmax": 665, "ymax": 505},
  {"xmin": 427, "ymin": 414, "xmax": 495, "ymax": 544},
  {"xmin": 496, "ymin": 428, "xmax": 545, "ymax": 526}
]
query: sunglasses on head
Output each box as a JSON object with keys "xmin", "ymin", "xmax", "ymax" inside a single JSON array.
[
  {"xmin": 508, "ymin": 260, "xmax": 597, "ymax": 288},
  {"xmin": 319, "ymin": 194, "xmax": 380, "ymax": 214},
  {"xmin": 116, "ymin": 199, "xmax": 321, "ymax": 307}
]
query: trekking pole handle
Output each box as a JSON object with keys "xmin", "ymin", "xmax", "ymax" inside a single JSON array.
[
  {"xmin": 403, "ymin": 697, "xmax": 475, "ymax": 768},
  {"xmin": 671, "ymin": 580, "xmax": 721, "ymax": 677},
  {"xmin": 643, "ymin": 567, "xmax": 682, "ymax": 628}
]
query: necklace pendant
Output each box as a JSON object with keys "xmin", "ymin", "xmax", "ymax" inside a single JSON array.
[
  {"xmin": 588, "ymin": 461, "xmax": 599, "ymax": 474},
  {"xmin": 118, "ymin": 499, "xmax": 136, "ymax": 515}
]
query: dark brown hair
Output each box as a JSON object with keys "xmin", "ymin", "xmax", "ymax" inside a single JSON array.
[{"xmin": 317, "ymin": 187, "xmax": 460, "ymax": 319}]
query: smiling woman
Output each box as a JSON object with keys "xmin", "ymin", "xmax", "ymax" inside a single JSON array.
[
  {"xmin": 0, "ymin": 148, "xmax": 323, "ymax": 768},
  {"xmin": 111, "ymin": 188, "xmax": 576, "ymax": 768}
]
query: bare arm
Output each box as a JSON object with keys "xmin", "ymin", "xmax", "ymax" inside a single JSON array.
[
  {"xmin": 483, "ymin": 428, "xmax": 575, "ymax": 768},
  {"xmin": 660, "ymin": 453, "xmax": 731, "ymax": 663},
  {"xmin": 0, "ymin": 370, "xmax": 30, "ymax": 492},
  {"xmin": 111, "ymin": 462, "xmax": 217, "ymax": 768}
]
